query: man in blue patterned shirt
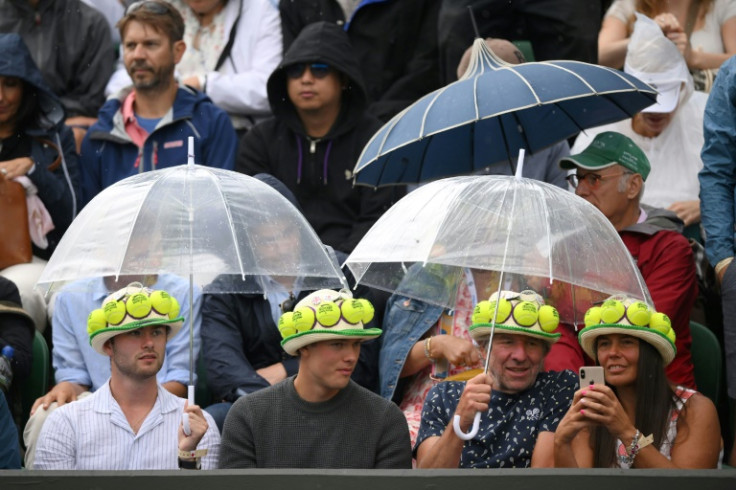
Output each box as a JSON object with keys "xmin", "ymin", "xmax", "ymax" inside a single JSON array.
[{"xmin": 415, "ymin": 290, "xmax": 578, "ymax": 468}]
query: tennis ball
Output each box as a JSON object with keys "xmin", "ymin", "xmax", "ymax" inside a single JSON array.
[
  {"xmin": 168, "ymin": 296, "xmax": 181, "ymax": 320},
  {"xmin": 292, "ymin": 307, "xmax": 316, "ymax": 333},
  {"xmin": 665, "ymin": 327, "xmax": 676, "ymax": 344},
  {"xmin": 538, "ymin": 305, "xmax": 560, "ymax": 332},
  {"xmin": 600, "ymin": 299, "xmax": 625, "ymax": 324},
  {"xmin": 278, "ymin": 312, "xmax": 296, "ymax": 338},
  {"xmin": 87, "ymin": 308, "xmax": 107, "ymax": 335},
  {"xmin": 316, "ymin": 302, "xmax": 341, "ymax": 327},
  {"xmin": 513, "ymin": 301, "xmax": 538, "ymax": 327},
  {"xmin": 104, "ymin": 300, "xmax": 126, "ymax": 325},
  {"xmin": 626, "ymin": 301, "xmax": 651, "ymax": 326},
  {"xmin": 150, "ymin": 290, "xmax": 172, "ymax": 315},
  {"xmin": 341, "ymin": 299, "xmax": 364, "ymax": 324},
  {"xmin": 584, "ymin": 306, "xmax": 602, "ymax": 327},
  {"xmin": 491, "ymin": 298, "xmax": 512, "ymax": 323},
  {"xmin": 649, "ymin": 312, "xmax": 672, "ymax": 335},
  {"xmin": 358, "ymin": 299, "xmax": 374, "ymax": 324},
  {"xmin": 126, "ymin": 293, "xmax": 152, "ymax": 319},
  {"xmin": 472, "ymin": 300, "xmax": 493, "ymax": 324}
]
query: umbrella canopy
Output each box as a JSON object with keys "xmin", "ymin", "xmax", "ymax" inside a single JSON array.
[
  {"xmin": 346, "ymin": 174, "xmax": 651, "ymax": 326},
  {"xmin": 353, "ymin": 38, "xmax": 658, "ymax": 187},
  {"xmin": 37, "ymin": 164, "xmax": 346, "ymax": 295},
  {"xmin": 37, "ymin": 160, "xmax": 347, "ymax": 427}
]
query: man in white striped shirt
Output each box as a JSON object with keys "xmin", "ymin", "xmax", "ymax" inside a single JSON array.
[{"xmin": 33, "ymin": 284, "xmax": 219, "ymax": 470}]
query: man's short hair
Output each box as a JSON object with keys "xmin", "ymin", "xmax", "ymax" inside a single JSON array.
[{"xmin": 117, "ymin": 0, "xmax": 185, "ymax": 43}]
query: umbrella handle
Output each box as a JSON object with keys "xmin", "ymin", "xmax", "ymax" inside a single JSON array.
[
  {"xmin": 452, "ymin": 412, "xmax": 481, "ymax": 440},
  {"xmin": 182, "ymin": 385, "xmax": 195, "ymax": 436},
  {"xmin": 182, "ymin": 413, "xmax": 191, "ymax": 436}
]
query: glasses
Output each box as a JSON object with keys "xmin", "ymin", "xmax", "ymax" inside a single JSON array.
[
  {"xmin": 566, "ymin": 171, "xmax": 633, "ymax": 190},
  {"xmin": 125, "ymin": 0, "xmax": 170, "ymax": 15},
  {"xmin": 285, "ymin": 62, "xmax": 333, "ymax": 80}
]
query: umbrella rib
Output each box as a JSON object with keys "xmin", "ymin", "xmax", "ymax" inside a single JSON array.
[
  {"xmin": 114, "ymin": 174, "xmax": 162, "ymax": 279},
  {"xmin": 500, "ymin": 67, "xmax": 542, "ymax": 105},
  {"xmin": 484, "ymin": 181, "xmax": 517, "ymax": 375},
  {"xmin": 354, "ymin": 104, "xmax": 411, "ymax": 176},
  {"xmin": 541, "ymin": 61, "xmax": 598, "ymax": 93},
  {"xmin": 473, "ymin": 75, "xmax": 480, "ymax": 121},
  {"xmin": 509, "ymin": 110, "xmax": 535, "ymax": 159},
  {"xmin": 420, "ymin": 87, "xmax": 449, "ymax": 138},
  {"xmin": 207, "ymin": 171, "xmax": 248, "ymax": 280},
  {"xmin": 495, "ymin": 116, "xmax": 516, "ymax": 175},
  {"xmin": 551, "ymin": 102, "xmax": 587, "ymax": 134}
]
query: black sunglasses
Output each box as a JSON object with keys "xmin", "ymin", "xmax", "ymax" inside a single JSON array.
[{"xmin": 285, "ymin": 62, "xmax": 333, "ymax": 80}]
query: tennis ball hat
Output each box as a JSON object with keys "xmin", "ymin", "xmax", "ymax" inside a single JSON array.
[
  {"xmin": 87, "ymin": 282, "xmax": 184, "ymax": 355},
  {"xmin": 578, "ymin": 296, "xmax": 676, "ymax": 366},
  {"xmin": 279, "ymin": 289, "xmax": 381, "ymax": 356},
  {"xmin": 469, "ymin": 290, "xmax": 562, "ymax": 344}
]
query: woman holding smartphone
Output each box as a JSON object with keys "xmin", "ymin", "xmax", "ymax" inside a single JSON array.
[{"xmin": 553, "ymin": 297, "xmax": 721, "ymax": 468}]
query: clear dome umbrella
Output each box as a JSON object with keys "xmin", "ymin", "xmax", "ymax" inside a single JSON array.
[
  {"xmin": 37, "ymin": 140, "xmax": 346, "ymax": 429},
  {"xmin": 345, "ymin": 168, "xmax": 650, "ymax": 438}
]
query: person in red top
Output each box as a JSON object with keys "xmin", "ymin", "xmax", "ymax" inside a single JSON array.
[{"xmin": 557, "ymin": 131, "xmax": 697, "ymax": 389}]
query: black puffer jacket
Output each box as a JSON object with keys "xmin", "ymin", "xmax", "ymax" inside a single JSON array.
[{"xmin": 236, "ymin": 22, "xmax": 402, "ymax": 254}]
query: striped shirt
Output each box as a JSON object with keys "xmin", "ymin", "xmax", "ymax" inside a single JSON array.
[{"xmin": 33, "ymin": 381, "xmax": 220, "ymax": 469}]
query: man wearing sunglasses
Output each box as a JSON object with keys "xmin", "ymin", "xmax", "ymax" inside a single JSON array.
[
  {"xmin": 559, "ymin": 131, "xmax": 697, "ymax": 389},
  {"xmin": 78, "ymin": 0, "xmax": 237, "ymax": 207},
  {"xmin": 236, "ymin": 21, "xmax": 401, "ymax": 255}
]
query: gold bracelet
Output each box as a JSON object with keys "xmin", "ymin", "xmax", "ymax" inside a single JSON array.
[
  {"xmin": 424, "ymin": 337, "xmax": 436, "ymax": 362},
  {"xmin": 637, "ymin": 433, "xmax": 654, "ymax": 451}
]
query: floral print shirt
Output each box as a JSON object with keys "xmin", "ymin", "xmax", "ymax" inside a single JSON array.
[{"xmin": 415, "ymin": 370, "xmax": 578, "ymax": 468}]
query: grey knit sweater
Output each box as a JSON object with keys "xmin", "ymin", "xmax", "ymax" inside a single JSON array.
[{"xmin": 219, "ymin": 377, "xmax": 412, "ymax": 468}]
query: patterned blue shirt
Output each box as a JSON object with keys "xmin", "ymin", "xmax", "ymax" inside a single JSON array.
[{"xmin": 415, "ymin": 370, "xmax": 578, "ymax": 468}]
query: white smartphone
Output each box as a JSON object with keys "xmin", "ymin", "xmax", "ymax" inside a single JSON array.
[{"xmin": 578, "ymin": 366, "xmax": 605, "ymax": 388}]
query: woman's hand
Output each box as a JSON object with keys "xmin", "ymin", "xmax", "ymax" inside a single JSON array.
[
  {"xmin": 654, "ymin": 13, "xmax": 682, "ymax": 35},
  {"xmin": 577, "ymin": 384, "xmax": 634, "ymax": 439},
  {"xmin": 555, "ymin": 388, "xmax": 595, "ymax": 446},
  {"xmin": 667, "ymin": 200, "xmax": 700, "ymax": 226},
  {"xmin": 0, "ymin": 157, "xmax": 33, "ymax": 180},
  {"xmin": 431, "ymin": 335, "xmax": 480, "ymax": 367}
]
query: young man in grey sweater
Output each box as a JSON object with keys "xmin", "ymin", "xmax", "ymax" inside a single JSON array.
[{"xmin": 219, "ymin": 289, "xmax": 411, "ymax": 469}]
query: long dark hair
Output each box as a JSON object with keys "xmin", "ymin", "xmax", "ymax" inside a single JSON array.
[
  {"xmin": 591, "ymin": 339, "xmax": 679, "ymax": 467},
  {"xmin": 13, "ymin": 81, "xmax": 40, "ymax": 131}
]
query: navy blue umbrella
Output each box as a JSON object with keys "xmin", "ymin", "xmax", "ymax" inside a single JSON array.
[{"xmin": 354, "ymin": 39, "xmax": 658, "ymax": 187}]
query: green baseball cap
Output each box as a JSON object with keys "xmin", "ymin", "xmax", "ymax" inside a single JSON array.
[{"xmin": 560, "ymin": 131, "xmax": 650, "ymax": 181}]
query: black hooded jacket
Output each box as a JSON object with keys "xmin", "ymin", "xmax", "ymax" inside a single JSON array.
[
  {"xmin": 0, "ymin": 33, "xmax": 79, "ymax": 259},
  {"xmin": 236, "ymin": 22, "xmax": 402, "ymax": 254}
]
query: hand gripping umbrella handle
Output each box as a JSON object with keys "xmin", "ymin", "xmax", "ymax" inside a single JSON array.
[{"xmin": 453, "ymin": 412, "xmax": 481, "ymax": 440}]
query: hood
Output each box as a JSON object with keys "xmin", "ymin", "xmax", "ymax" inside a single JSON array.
[
  {"xmin": 624, "ymin": 204, "xmax": 684, "ymax": 236},
  {"xmin": 624, "ymin": 14, "xmax": 694, "ymax": 110},
  {"xmin": 266, "ymin": 21, "xmax": 368, "ymax": 138},
  {"xmin": 0, "ymin": 33, "xmax": 65, "ymax": 130},
  {"xmin": 252, "ymin": 173, "xmax": 303, "ymax": 213}
]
